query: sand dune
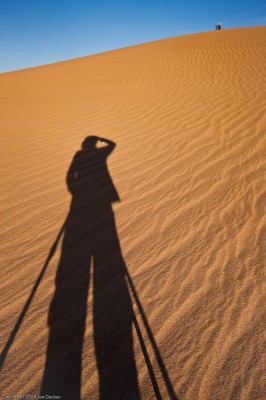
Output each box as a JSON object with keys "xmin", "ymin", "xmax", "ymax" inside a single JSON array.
[{"xmin": 0, "ymin": 27, "xmax": 265, "ymax": 399}]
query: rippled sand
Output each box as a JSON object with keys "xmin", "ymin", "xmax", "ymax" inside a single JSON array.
[{"xmin": 1, "ymin": 27, "xmax": 265, "ymax": 399}]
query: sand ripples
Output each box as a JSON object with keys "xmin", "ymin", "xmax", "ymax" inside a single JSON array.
[{"xmin": 1, "ymin": 27, "xmax": 265, "ymax": 399}]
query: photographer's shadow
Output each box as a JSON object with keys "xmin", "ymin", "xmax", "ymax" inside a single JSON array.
[{"xmin": 41, "ymin": 136, "xmax": 140, "ymax": 399}]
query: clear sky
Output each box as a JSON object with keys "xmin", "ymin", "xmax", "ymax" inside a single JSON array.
[{"xmin": 1, "ymin": 0, "xmax": 265, "ymax": 73}]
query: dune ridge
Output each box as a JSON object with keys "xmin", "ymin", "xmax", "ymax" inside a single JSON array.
[{"xmin": 0, "ymin": 27, "xmax": 265, "ymax": 399}]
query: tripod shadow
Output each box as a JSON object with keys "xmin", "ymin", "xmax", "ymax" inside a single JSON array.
[{"xmin": 41, "ymin": 136, "xmax": 140, "ymax": 399}]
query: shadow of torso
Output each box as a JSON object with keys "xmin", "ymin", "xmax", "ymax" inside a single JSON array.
[{"xmin": 68, "ymin": 147, "xmax": 120, "ymax": 204}]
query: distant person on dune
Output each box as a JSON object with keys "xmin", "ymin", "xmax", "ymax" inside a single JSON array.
[{"xmin": 215, "ymin": 22, "xmax": 221, "ymax": 30}]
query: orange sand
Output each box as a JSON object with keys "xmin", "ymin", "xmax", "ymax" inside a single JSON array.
[{"xmin": 0, "ymin": 27, "xmax": 265, "ymax": 399}]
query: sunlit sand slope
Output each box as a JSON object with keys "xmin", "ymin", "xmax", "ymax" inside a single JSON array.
[{"xmin": 1, "ymin": 27, "xmax": 265, "ymax": 399}]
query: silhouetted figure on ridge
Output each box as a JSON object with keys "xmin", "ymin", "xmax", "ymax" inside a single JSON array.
[
  {"xmin": 41, "ymin": 136, "xmax": 140, "ymax": 399},
  {"xmin": 215, "ymin": 22, "xmax": 221, "ymax": 30}
]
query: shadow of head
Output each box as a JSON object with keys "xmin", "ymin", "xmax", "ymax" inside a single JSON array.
[{"xmin": 82, "ymin": 136, "xmax": 98, "ymax": 150}]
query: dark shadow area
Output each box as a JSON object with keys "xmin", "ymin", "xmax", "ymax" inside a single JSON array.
[
  {"xmin": 1, "ymin": 135, "xmax": 177, "ymax": 399},
  {"xmin": 41, "ymin": 136, "xmax": 140, "ymax": 399}
]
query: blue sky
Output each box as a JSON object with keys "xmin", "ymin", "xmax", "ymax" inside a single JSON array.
[{"xmin": 1, "ymin": 0, "xmax": 265, "ymax": 73}]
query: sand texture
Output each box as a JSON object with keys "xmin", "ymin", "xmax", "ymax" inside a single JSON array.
[{"xmin": 0, "ymin": 27, "xmax": 265, "ymax": 399}]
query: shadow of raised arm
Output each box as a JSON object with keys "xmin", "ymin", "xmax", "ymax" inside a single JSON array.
[{"xmin": 98, "ymin": 137, "xmax": 116, "ymax": 155}]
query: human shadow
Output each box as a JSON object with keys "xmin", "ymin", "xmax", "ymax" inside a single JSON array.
[{"xmin": 41, "ymin": 136, "xmax": 140, "ymax": 399}]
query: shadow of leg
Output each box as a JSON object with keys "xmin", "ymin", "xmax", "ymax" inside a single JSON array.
[
  {"xmin": 41, "ymin": 213, "xmax": 92, "ymax": 400},
  {"xmin": 93, "ymin": 207, "xmax": 140, "ymax": 400}
]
